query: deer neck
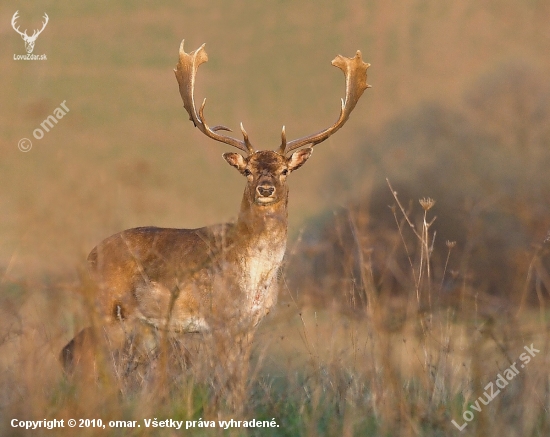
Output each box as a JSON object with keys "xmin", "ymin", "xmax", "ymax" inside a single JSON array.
[
  {"xmin": 227, "ymin": 186, "xmax": 288, "ymax": 315},
  {"xmin": 233, "ymin": 185, "xmax": 288, "ymax": 273},
  {"xmin": 235, "ymin": 185, "xmax": 289, "ymax": 246}
]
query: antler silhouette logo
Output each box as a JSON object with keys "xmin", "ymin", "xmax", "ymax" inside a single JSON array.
[{"xmin": 11, "ymin": 11, "xmax": 49, "ymax": 54}]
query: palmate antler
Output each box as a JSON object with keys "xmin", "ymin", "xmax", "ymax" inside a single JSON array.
[
  {"xmin": 174, "ymin": 40, "xmax": 370, "ymax": 156},
  {"xmin": 174, "ymin": 41, "xmax": 254, "ymax": 155},
  {"xmin": 280, "ymin": 51, "xmax": 371, "ymax": 154}
]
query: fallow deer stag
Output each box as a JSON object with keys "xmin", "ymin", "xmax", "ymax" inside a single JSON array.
[{"xmin": 61, "ymin": 40, "xmax": 370, "ymax": 399}]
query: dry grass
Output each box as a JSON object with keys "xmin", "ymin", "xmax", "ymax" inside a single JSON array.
[{"xmin": 1, "ymin": 191, "xmax": 550, "ymax": 436}]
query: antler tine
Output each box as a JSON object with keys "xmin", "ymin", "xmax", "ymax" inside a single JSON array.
[
  {"xmin": 239, "ymin": 123, "xmax": 254, "ymax": 152},
  {"xmin": 174, "ymin": 40, "xmax": 254, "ymax": 155},
  {"xmin": 278, "ymin": 126, "xmax": 287, "ymax": 154},
  {"xmin": 282, "ymin": 51, "xmax": 370, "ymax": 155}
]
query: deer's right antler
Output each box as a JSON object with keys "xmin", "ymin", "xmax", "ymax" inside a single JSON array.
[{"xmin": 174, "ymin": 41, "xmax": 254, "ymax": 155}]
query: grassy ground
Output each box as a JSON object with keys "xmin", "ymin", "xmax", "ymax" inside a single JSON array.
[
  {"xmin": 1, "ymin": 229, "xmax": 549, "ymax": 436},
  {"xmin": 2, "ymin": 188, "xmax": 550, "ymax": 436}
]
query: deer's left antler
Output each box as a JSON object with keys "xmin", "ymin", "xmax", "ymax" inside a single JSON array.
[{"xmin": 279, "ymin": 51, "xmax": 370, "ymax": 155}]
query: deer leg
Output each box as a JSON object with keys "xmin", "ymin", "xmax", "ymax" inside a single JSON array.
[{"xmin": 208, "ymin": 326, "xmax": 255, "ymax": 412}]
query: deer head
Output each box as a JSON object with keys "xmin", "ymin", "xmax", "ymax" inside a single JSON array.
[
  {"xmin": 11, "ymin": 11, "xmax": 49, "ymax": 54},
  {"xmin": 174, "ymin": 41, "xmax": 370, "ymax": 209}
]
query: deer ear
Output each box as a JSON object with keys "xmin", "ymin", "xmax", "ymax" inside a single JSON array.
[
  {"xmin": 223, "ymin": 152, "xmax": 247, "ymax": 172},
  {"xmin": 287, "ymin": 148, "xmax": 313, "ymax": 172}
]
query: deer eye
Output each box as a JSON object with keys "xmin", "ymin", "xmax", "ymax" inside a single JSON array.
[
  {"xmin": 243, "ymin": 169, "xmax": 252, "ymax": 177},
  {"xmin": 281, "ymin": 169, "xmax": 289, "ymax": 176}
]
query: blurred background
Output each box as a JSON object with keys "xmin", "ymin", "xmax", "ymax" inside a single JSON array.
[
  {"xmin": 2, "ymin": 1, "xmax": 550, "ymax": 435},
  {"xmin": 1, "ymin": 0, "xmax": 548, "ymax": 289},
  {"xmin": 0, "ymin": 0, "xmax": 549, "ymax": 299}
]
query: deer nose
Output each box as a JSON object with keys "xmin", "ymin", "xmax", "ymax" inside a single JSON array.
[{"xmin": 257, "ymin": 185, "xmax": 275, "ymax": 197}]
